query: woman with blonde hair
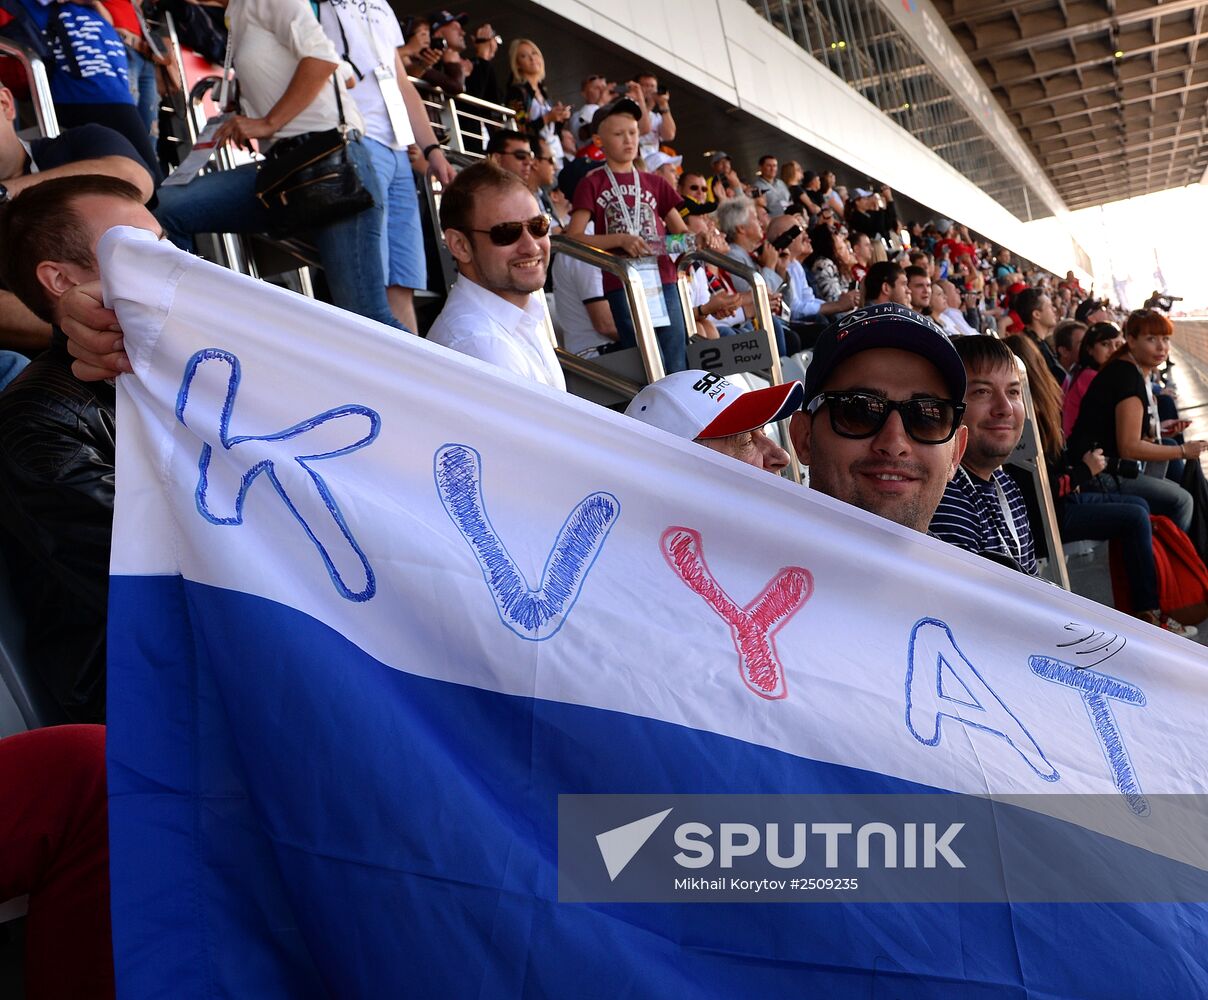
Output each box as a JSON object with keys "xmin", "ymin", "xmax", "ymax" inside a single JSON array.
[{"xmin": 505, "ymin": 38, "xmax": 571, "ymax": 168}]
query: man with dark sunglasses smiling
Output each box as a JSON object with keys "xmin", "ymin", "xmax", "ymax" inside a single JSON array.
[
  {"xmin": 789, "ymin": 303, "xmax": 968, "ymax": 533},
  {"xmin": 429, "ymin": 161, "xmax": 565, "ymax": 390},
  {"xmin": 486, "ymin": 130, "xmax": 535, "ymax": 186}
]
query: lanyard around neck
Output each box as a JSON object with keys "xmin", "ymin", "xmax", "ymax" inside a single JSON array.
[
  {"xmin": 604, "ymin": 165, "xmax": 641, "ymax": 235},
  {"xmin": 961, "ymin": 467, "xmax": 1021, "ymax": 560}
]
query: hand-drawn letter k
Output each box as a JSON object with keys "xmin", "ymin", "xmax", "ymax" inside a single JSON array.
[{"xmin": 175, "ymin": 348, "xmax": 380, "ymax": 602}]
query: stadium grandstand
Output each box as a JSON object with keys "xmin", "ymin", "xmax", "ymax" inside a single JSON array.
[{"xmin": 0, "ymin": 0, "xmax": 1206, "ymax": 994}]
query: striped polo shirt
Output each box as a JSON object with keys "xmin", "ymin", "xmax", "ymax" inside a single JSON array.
[{"xmin": 929, "ymin": 466, "xmax": 1038, "ymax": 576}]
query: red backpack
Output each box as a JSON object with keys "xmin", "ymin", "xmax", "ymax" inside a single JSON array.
[{"xmin": 1110, "ymin": 515, "xmax": 1208, "ymax": 626}]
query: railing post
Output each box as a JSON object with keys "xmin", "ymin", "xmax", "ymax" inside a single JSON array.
[
  {"xmin": 551, "ymin": 236, "xmax": 665, "ymax": 386},
  {"xmin": 1012, "ymin": 356, "xmax": 1070, "ymax": 590},
  {"xmin": 0, "ymin": 40, "xmax": 60, "ymax": 137},
  {"xmin": 675, "ymin": 248, "xmax": 801, "ymax": 482}
]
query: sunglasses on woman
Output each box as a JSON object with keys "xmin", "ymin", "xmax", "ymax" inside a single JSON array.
[
  {"xmin": 467, "ymin": 215, "xmax": 552, "ymax": 246},
  {"xmin": 806, "ymin": 391, "xmax": 965, "ymax": 444}
]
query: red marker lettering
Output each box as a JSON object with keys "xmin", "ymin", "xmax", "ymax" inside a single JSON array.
[{"xmin": 661, "ymin": 527, "xmax": 812, "ymax": 700}]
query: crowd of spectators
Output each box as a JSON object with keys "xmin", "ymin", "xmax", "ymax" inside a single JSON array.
[
  {"xmin": 0, "ymin": 4, "xmax": 1205, "ymax": 990},
  {"xmin": 0, "ymin": 0, "xmax": 1203, "ymax": 721}
]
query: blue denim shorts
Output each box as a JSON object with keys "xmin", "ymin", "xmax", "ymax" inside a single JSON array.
[{"xmin": 363, "ymin": 137, "xmax": 427, "ymax": 291}]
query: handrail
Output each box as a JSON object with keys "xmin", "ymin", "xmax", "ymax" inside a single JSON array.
[
  {"xmin": 408, "ymin": 76, "xmax": 516, "ymax": 157},
  {"xmin": 675, "ymin": 248, "xmax": 785, "ymax": 388},
  {"xmin": 556, "ymin": 348, "xmax": 645, "ymax": 399},
  {"xmin": 0, "ymin": 38, "xmax": 58, "ymax": 137},
  {"xmin": 551, "ymin": 235, "xmax": 665, "ymax": 385},
  {"xmin": 1010, "ymin": 356, "xmax": 1070, "ymax": 590},
  {"xmin": 675, "ymin": 248, "xmax": 801, "ymax": 483},
  {"xmin": 407, "ymin": 77, "xmax": 513, "ymax": 118}
]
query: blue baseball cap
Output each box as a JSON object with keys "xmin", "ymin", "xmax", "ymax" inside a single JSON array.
[{"xmin": 802, "ymin": 303, "xmax": 967, "ymax": 404}]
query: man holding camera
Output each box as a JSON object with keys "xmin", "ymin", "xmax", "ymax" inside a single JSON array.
[
  {"xmin": 463, "ymin": 22, "xmax": 504, "ymax": 105},
  {"xmin": 423, "ymin": 10, "xmax": 468, "ymax": 95},
  {"xmin": 635, "ymin": 71, "xmax": 675, "ymax": 160},
  {"xmin": 846, "ymin": 184, "xmax": 897, "ymax": 243},
  {"xmin": 765, "ymin": 215, "xmax": 857, "ymax": 326},
  {"xmin": 929, "ymin": 337, "xmax": 1038, "ymax": 575}
]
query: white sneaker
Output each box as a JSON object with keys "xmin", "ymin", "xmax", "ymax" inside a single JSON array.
[{"xmin": 1160, "ymin": 615, "xmax": 1199, "ymax": 639}]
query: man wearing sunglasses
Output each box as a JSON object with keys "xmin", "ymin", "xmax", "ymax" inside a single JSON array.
[
  {"xmin": 429, "ymin": 162, "xmax": 565, "ymax": 390},
  {"xmin": 678, "ymin": 172, "xmax": 711, "ymax": 208},
  {"xmin": 486, "ymin": 130, "xmax": 535, "ymax": 186},
  {"xmin": 789, "ymin": 303, "xmax": 968, "ymax": 533}
]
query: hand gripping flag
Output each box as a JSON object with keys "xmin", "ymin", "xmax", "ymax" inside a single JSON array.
[{"xmin": 102, "ymin": 228, "xmax": 1208, "ymax": 998}]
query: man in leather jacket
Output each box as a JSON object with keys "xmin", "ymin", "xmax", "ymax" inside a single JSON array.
[{"xmin": 0, "ymin": 175, "xmax": 161, "ymax": 722}]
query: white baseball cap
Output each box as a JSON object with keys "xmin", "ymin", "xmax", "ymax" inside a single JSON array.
[
  {"xmin": 625, "ymin": 370, "xmax": 804, "ymax": 441},
  {"xmin": 644, "ymin": 150, "xmax": 683, "ymax": 172}
]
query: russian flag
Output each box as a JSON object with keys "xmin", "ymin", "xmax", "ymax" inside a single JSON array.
[{"xmin": 102, "ymin": 228, "xmax": 1208, "ymax": 997}]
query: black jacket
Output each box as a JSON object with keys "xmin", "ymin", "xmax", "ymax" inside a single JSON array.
[{"xmin": 0, "ymin": 331, "xmax": 114, "ymax": 722}]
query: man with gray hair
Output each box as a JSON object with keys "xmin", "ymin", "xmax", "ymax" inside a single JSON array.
[
  {"xmin": 717, "ymin": 195, "xmax": 781, "ymax": 296},
  {"xmin": 714, "ymin": 195, "xmax": 795, "ymax": 354}
]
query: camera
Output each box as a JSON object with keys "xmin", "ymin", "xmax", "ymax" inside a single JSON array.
[
  {"xmin": 429, "ymin": 36, "xmax": 448, "ymax": 51},
  {"xmin": 771, "ymin": 224, "xmax": 801, "ymax": 252},
  {"xmin": 1104, "ymin": 456, "xmax": 1141, "ymax": 479}
]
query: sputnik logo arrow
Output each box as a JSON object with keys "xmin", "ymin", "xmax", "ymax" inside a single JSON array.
[{"xmin": 596, "ymin": 808, "xmax": 673, "ymax": 881}]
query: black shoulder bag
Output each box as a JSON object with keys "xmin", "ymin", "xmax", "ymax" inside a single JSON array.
[{"xmin": 254, "ymin": 74, "xmax": 374, "ymax": 236}]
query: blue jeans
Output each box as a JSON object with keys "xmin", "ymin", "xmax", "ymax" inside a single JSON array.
[
  {"xmin": 604, "ymin": 284, "xmax": 687, "ymax": 374},
  {"xmin": 362, "ymin": 137, "xmax": 426, "ymax": 291},
  {"xmin": 1100, "ymin": 472, "xmax": 1193, "ymax": 533},
  {"xmin": 125, "ymin": 45, "xmax": 159, "ymax": 133},
  {"xmin": 1060, "ymin": 492, "xmax": 1159, "ymax": 611},
  {"xmin": 155, "ymin": 144, "xmax": 403, "ymax": 330},
  {"xmin": 0, "ymin": 350, "xmax": 28, "ymax": 390}
]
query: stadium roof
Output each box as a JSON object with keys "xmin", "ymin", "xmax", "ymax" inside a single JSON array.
[{"xmin": 934, "ymin": 0, "xmax": 1208, "ymax": 211}]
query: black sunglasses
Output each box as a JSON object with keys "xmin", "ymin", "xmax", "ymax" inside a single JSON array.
[
  {"xmin": 806, "ymin": 391, "xmax": 965, "ymax": 444},
  {"xmin": 501, "ymin": 149, "xmax": 532, "ymax": 162},
  {"xmin": 467, "ymin": 215, "xmax": 551, "ymax": 246}
]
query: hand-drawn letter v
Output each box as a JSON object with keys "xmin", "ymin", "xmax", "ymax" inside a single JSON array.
[
  {"xmin": 434, "ymin": 443, "xmax": 619, "ymax": 641},
  {"xmin": 175, "ymin": 348, "xmax": 380, "ymax": 602}
]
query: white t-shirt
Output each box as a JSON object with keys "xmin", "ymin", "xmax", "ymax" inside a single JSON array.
[
  {"xmin": 942, "ymin": 306, "xmax": 980, "ymax": 336},
  {"xmin": 571, "ymin": 102, "xmax": 598, "ymax": 143},
  {"xmin": 317, "ymin": 0, "xmax": 412, "ymax": 150},
  {"xmin": 229, "ymin": 0, "xmax": 363, "ymax": 140},
  {"xmin": 639, "ymin": 109, "xmax": 663, "ymax": 159},
  {"xmin": 428, "ymin": 277, "xmax": 566, "ymax": 390},
  {"xmin": 551, "ymin": 250, "xmax": 609, "ymax": 356}
]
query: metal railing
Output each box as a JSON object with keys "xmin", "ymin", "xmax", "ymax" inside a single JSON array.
[
  {"xmin": 409, "ymin": 78, "xmax": 516, "ymax": 157},
  {"xmin": 550, "ymin": 236, "xmax": 666, "ymax": 403},
  {"xmin": 0, "ymin": 38, "xmax": 58, "ymax": 137},
  {"xmin": 676, "ymin": 249, "xmax": 802, "ymax": 482},
  {"xmin": 676, "ymin": 248, "xmax": 785, "ymax": 386},
  {"xmin": 1006, "ymin": 356, "xmax": 1070, "ymax": 590}
]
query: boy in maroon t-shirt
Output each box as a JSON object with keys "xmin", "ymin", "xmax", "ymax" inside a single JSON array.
[{"xmin": 567, "ymin": 97, "xmax": 689, "ymax": 373}]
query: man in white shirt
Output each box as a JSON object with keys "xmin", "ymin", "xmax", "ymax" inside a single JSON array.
[
  {"xmin": 571, "ymin": 74, "xmax": 610, "ymax": 143},
  {"xmin": 429, "ymin": 162, "xmax": 566, "ymax": 390},
  {"xmin": 938, "ymin": 280, "xmax": 980, "ymax": 336},
  {"xmin": 636, "ymin": 71, "xmax": 675, "ymax": 160}
]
